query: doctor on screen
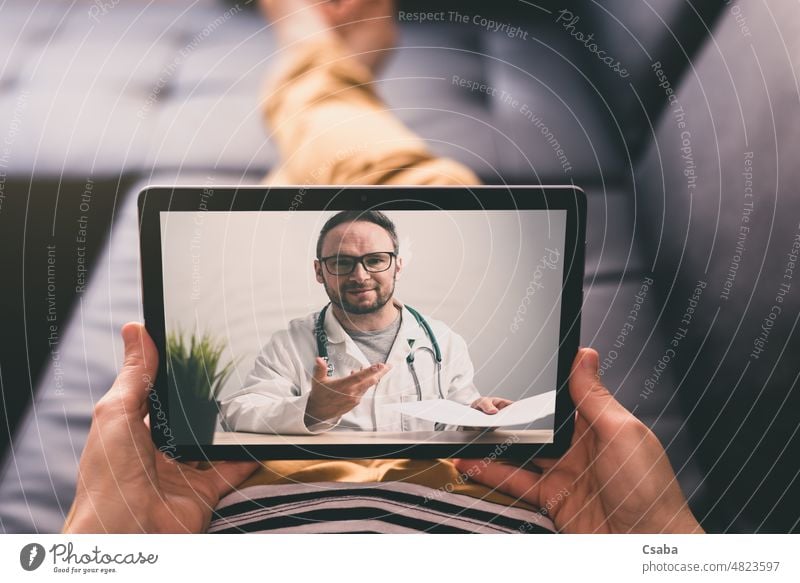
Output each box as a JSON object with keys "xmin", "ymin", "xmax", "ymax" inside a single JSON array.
[{"xmin": 220, "ymin": 210, "xmax": 511, "ymax": 435}]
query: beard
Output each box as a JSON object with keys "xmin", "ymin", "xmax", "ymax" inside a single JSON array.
[{"xmin": 326, "ymin": 278, "xmax": 396, "ymax": 315}]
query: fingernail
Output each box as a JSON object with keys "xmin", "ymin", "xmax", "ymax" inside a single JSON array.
[
  {"xmin": 121, "ymin": 324, "xmax": 138, "ymax": 347},
  {"xmin": 581, "ymin": 349, "xmax": 598, "ymax": 371}
]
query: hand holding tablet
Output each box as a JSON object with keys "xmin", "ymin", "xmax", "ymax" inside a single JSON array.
[
  {"xmin": 456, "ymin": 349, "xmax": 704, "ymax": 534},
  {"xmin": 63, "ymin": 323, "xmax": 259, "ymax": 534}
]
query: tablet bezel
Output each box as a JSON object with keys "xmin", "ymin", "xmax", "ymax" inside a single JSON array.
[{"xmin": 138, "ymin": 185, "xmax": 585, "ymax": 462}]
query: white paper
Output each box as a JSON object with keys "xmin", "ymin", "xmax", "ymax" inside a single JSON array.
[{"xmin": 384, "ymin": 390, "xmax": 556, "ymax": 428}]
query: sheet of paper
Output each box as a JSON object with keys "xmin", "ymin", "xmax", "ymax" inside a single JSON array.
[{"xmin": 384, "ymin": 390, "xmax": 556, "ymax": 427}]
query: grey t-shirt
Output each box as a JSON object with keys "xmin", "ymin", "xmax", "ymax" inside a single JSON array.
[{"xmin": 346, "ymin": 311, "xmax": 402, "ymax": 365}]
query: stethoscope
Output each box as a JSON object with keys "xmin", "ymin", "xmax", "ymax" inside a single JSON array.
[{"xmin": 315, "ymin": 303, "xmax": 445, "ymax": 401}]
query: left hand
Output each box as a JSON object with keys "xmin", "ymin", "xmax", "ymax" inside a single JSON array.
[
  {"xmin": 461, "ymin": 397, "xmax": 514, "ymax": 431},
  {"xmin": 471, "ymin": 396, "xmax": 514, "ymax": 414},
  {"xmin": 63, "ymin": 322, "xmax": 259, "ymax": 533}
]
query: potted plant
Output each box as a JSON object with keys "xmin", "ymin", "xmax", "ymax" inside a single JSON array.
[{"xmin": 166, "ymin": 329, "xmax": 238, "ymax": 445}]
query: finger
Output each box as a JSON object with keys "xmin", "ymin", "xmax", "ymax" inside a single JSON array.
[
  {"xmin": 347, "ymin": 362, "xmax": 390, "ymax": 378},
  {"xmin": 347, "ymin": 363, "xmax": 392, "ymax": 390},
  {"xmin": 493, "ymin": 398, "xmax": 513, "ymax": 410},
  {"xmin": 473, "ymin": 398, "xmax": 498, "ymax": 414},
  {"xmin": 106, "ymin": 323, "xmax": 159, "ymax": 415},
  {"xmin": 569, "ymin": 348, "xmax": 625, "ymax": 427},
  {"xmin": 204, "ymin": 461, "xmax": 261, "ymax": 497},
  {"xmin": 312, "ymin": 357, "xmax": 329, "ymax": 381},
  {"xmin": 453, "ymin": 459, "xmax": 542, "ymax": 507},
  {"xmin": 350, "ymin": 376, "xmax": 387, "ymax": 396}
]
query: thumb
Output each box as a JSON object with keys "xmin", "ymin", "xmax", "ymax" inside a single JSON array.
[
  {"xmin": 568, "ymin": 348, "xmax": 623, "ymax": 426},
  {"xmin": 312, "ymin": 357, "xmax": 329, "ymax": 381},
  {"xmin": 121, "ymin": 322, "xmax": 158, "ymax": 374},
  {"xmin": 112, "ymin": 322, "xmax": 159, "ymax": 413}
]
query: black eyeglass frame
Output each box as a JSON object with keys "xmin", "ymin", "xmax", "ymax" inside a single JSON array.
[{"xmin": 318, "ymin": 251, "xmax": 397, "ymax": 275}]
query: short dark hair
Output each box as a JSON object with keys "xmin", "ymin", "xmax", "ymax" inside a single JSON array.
[{"xmin": 316, "ymin": 210, "xmax": 399, "ymax": 258}]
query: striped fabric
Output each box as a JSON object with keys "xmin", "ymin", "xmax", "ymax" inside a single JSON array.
[{"xmin": 209, "ymin": 482, "xmax": 556, "ymax": 534}]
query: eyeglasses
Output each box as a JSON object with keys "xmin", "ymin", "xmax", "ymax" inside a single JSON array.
[{"xmin": 319, "ymin": 252, "xmax": 396, "ymax": 276}]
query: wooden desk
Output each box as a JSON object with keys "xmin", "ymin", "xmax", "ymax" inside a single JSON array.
[{"xmin": 213, "ymin": 429, "xmax": 553, "ymax": 445}]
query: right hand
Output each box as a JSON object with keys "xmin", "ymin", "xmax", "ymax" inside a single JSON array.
[
  {"xmin": 455, "ymin": 348, "xmax": 703, "ymax": 533},
  {"xmin": 304, "ymin": 357, "xmax": 392, "ymax": 428}
]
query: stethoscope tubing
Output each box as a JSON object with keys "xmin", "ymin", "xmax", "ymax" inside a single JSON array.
[
  {"xmin": 407, "ymin": 346, "xmax": 445, "ymax": 400},
  {"xmin": 315, "ymin": 303, "xmax": 444, "ymax": 401}
]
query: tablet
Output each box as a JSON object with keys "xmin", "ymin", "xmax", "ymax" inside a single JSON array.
[{"xmin": 138, "ymin": 186, "xmax": 585, "ymax": 461}]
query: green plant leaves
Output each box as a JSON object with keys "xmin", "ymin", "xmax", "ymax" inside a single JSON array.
[{"xmin": 166, "ymin": 328, "xmax": 239, "ymax": 400}]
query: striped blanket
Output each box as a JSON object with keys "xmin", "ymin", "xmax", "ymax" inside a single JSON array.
[{"xmin": 210, "ymin": 481, "xmax": 556, "ymax": 534}]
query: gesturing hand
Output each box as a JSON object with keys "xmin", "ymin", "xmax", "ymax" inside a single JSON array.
[
  {"xmin": 63, "ymin": 323, "xmax": 259, "ymax": 534},
  {"xmin": 455, "ymin": 348, "xmax": 704, "ymax": 534},
  {"xmin": 304, "ymin": 357, "xmax": 392, "ymax": 428}
]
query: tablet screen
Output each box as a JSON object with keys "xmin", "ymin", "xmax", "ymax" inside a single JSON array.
[{"xmin": 158, "ymin": 207, "xmax": 567, "ymax": 450}]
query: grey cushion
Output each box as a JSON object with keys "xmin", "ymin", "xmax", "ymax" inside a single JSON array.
[
  {"xmin": 0, "ymin": 171, "xmax": 258, "ymax": 533},
  {"xmin": 378, "ymin": 25, "xmax": 500, "ymax": 179},
  {"xmin": 584, "ymin": 188, "xmax": 646, "ymax": 278},
  {"xmin": 0, "ymin": 0, "xmax": 271, "ymax": 178},
  {"xmin": 144, "ymin": 92, "xmax": 277, "ymax": 173},
  {"xmin": 171, "ymin": 21, "xmax": 279, "ymax": 95},
  {"xmin": 380, "ymin": 20, "xmax": 627, "ymax": 182},
  {"xmin": 483, "ymin": 27, "xmax": 626, "ymax": 182},
  {"xmin": 0, "ymin": 89, "xmax": 157, "ymax": 177},
  {"xmin": 636, "ymin": 0, "xmax": 800, "ymax": 531}
]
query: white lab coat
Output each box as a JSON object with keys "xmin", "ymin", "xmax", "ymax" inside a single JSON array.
[{"xmin": 220, "ymin": 301, "xmax": 481, "ymax": 434}]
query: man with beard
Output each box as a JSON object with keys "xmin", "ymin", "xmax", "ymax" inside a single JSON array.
[{"xmin": 220, "ymin": 210, "xmax": 510, "ymax": 434}]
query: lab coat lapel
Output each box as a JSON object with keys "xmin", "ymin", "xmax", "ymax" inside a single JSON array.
[{"xmin": 322, "ymin": 307, "xmax": 371, "ymax": 371}]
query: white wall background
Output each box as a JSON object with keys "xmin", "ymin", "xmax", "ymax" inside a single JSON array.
[{"xmin": 161, "ymin": 209, "xmax": 566, "ymax": 403}]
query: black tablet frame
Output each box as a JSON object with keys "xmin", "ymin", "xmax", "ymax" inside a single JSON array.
[{"xmin": 138, "ymin": 185, "xmax": 585, "ymax": 462}]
